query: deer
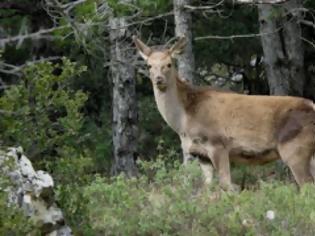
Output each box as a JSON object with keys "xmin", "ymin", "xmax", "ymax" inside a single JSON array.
[{"xmin": 133, "ymin": 35, "xmax": 315, "ymax": 190}]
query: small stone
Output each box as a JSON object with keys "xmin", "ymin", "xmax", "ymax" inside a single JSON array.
[
  {"xmin": 23, "ymin": 194, "xmax": 32, "ymax": 204},
  {"xmin": 266, "ymin": 210, "xmax": 275, "ymax": 220}
]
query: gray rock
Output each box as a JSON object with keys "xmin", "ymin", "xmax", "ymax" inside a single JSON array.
[{"xmin": 0, "ymin": 147, "xmax": 72, "ymax": 236}]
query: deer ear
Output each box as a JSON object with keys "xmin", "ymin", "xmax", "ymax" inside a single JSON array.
[
  {"xmin": 133, "ymin": 36, "xmax": 152, "ymax": 60},
  {"xmin": 169, "ymin": 37, "xmax": 187, "ymax": 58}
]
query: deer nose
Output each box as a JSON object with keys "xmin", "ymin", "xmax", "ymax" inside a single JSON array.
[{"xmin": 156, "ymin": 76, "xmax": 164, "ymax": 85}]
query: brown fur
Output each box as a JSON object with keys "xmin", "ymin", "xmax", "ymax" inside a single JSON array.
[
  {"xmin": 176, "ymin": 78, "xmax": 315, "ymax": 164},
  {"xmin": 134, "ymin": 36, "xmax": 315, "ymax": 189},
  {"xmin": 175, "ymin": 76, "xmax": 232, "ymax": 112}
]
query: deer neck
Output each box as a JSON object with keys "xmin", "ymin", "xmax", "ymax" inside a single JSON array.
[{"xmin": 152, "ymin": 72, "xmax": 186, "ymax": 133}]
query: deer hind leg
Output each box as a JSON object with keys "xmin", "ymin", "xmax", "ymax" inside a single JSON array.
[
  {"xmin": 310, "ymin": 154, "xmax": 315, "ymax": 180},
  {"xmin": 277, "ymin": 108, "xmax": 315, "ymax": 186},
  {"xmin": 278, "ymin": 135, "xmax": 315, "ymax": 186}
]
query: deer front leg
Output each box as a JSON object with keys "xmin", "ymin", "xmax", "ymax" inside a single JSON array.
[
  {"xmin": 206, "ymin": 145, "xmax": 235, "ymax": 191},
  {"xmin": 180, "ymin": 135, "xmax": 213, "ymax": 184},
  {"xmin": 180, "ymin": 135, "xmax": 195, "ymax": 165},
  {"xmin": 182, "ymin": 152, "xmax": 195, "ymax": 165},
  {"xmin": 199, "ymin": 159, "xmax": 214, "ymax": 185},
  {"xmin": 216, "ymin": 151, "xmax": 232, "ymax": 190}
]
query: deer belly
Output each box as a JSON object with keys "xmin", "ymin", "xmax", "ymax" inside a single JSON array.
[{"xmin": 229, "ymin": 149, "xmax": 280, "ymax": 165}]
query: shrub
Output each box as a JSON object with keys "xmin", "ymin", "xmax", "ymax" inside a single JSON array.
[
  {"xmin": 80, "ymin": 160, "xmax": 315, "ymax": 236},
  {"xmin": 0, "ymin": 58, "xmax": 88, "ymax": 164},
  {"xmin": 0, "ymin": 58, "xmax": 94, "ymax": 234},
  {"xmin": 0, "ymin": 175, "xmax": 39, "ymax": 235}
]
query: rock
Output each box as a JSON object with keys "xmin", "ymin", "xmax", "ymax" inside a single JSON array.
[
  {"xmin": 266, "ymin": 210, "xmax": 275, "ymax": 220},
  {"xmin": 250, "ymin": 55, "xmax": 264, "ymax": 67},
  {"xmin": 0, "ymin": 147, "xmax": 72, "ymax": 236},
  {"xmin": 231, "ymin": 73, "xmax": 243, "ymax": 82},
  {"xmin": 204, "ymin": 75, "xmax": 217, "ymax": 83},
  {"xmin": 214, "ymin": 77, "xmax": 226, "ymax": 87}
]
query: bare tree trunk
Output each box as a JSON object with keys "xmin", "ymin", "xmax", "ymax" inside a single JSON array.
[
  {"xmin": 174, "ymin": 0, "xmax": 195, "ymax": 83},
  {"xmin": 258, "ymin": 0, "xmax": 304, "ymax": 174},
  {"xmin": 173, "ymin": 0, "xmax": 196, "ymax": 164},
  {"xmin": 109, "ymin": 17, "xmax": 138, "ymax": 177},
  {"xmin": 258, "ymin": 0, "xmax": 305, "ymax": 96}
]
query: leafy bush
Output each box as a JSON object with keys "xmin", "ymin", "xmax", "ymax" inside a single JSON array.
[
  {"xmin": 0, "ymin": 58, "xmax": 95, "ymax": 234},
  {"xmin": 2, "ymin": 155, "xmax": 315, "ymax": 236},
  {"xmin": 0, "ymin": 193, "xmax": 39, "ymax": 235},
  {"xmin": 83, "ymin": 160, "xmax": 203, "ymax": 235},
  {"xmin": 0, "ymin": 175, "xmax": 39, "ymax": 235},
  {"xmin": 0, "ymin": 58, "xmax": 88, "ymax": 163},
  {"xmin": 78, "ymin": 160, "xmax": 315, "ymax": 236}
]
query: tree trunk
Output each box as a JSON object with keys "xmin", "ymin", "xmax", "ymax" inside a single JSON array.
[
  {"xmin": 173, "ymin": 0, "xmax": 196, "ymax": 164},
  {"xmin": 174, "ymin": 0, "xmax": 195, "ymax": 83},
  {"xmin": 109, "ymin": 17, "xmax": 138, "ymax": 177},
  {"xmin": 258, "ymin": 0, "xmax": 305, "ymax": 96}
]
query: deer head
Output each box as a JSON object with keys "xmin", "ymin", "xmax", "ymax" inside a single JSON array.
[{"xmin": 133, "ymin": 36, "xmax": 187, "ymax": 92}]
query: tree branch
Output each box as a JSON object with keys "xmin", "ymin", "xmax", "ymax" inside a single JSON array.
[
  {"xmin": 0, "ymin": 25, "xmax": 68, "ymax": 47},
  {"xmin": 0, "ymin": 56, "xmax": 61, "ymax": 76},
  {"xmin": 0, "ymin": 1, "xmax": 42, "ymax": 14},
  {"xmin": 194, "ymin": 26, "xmax": 282, "ymax": 41},
  {"xmin": 184, "ymin": 0, "xmax": 225, "ymax": 11},
  {"xmin": 124, "ymin": 12, "xmax": 174, "ymax": 28},
  {"xmin": 300, "ymin": 19, "xmax": 315, "ymax": 30},
  {"xmin": 236, "ymin": 0, "xmax": 288, "ymax": 3},
  {"xmin": 301, "ymin": 37, "xmax": 315, "ymax": 50}
]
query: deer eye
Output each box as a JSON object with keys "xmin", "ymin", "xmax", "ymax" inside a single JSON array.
[
  {"xmin": 167, "ymin": 63, "xmax": 172, "ymax": 68},
  {"xmin": 147, "ymin": 65, "xmax": 152, "ymax": 70}
]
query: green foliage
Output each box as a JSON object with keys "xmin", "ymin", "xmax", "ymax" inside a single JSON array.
[
  {"xmin": 83, "ymin": 160, "xmax": 204, "ymax": 235},
  {"xmin": 107, "ymin": 0, "xmax": 137, "ymax": 17},
  {"xmin": 0, "ymin": 176, "xmax": 39, "ymax": 235},
  {"xmin": 0, "ymin": 60, "xmax": 95, "ymax": 235},
  {"xmin": 67, "ymin": 160, "xmax": 315, "ymax": 235},
  {"xmin": 0, "ymin": 194, "xmax": 38, "ymax": 235},
  {"xmin": 0, "ymin": 58, "xmax": 88, "ymax": 162},
  {"xmin": 0, "ymin": 58, "xmax": 100, "ymax": 234},
  {"xmin": 81, "ymin": 116, "xmax": 113, "ymax": 173},
  {"xmin": 74, "ymin": 0, "xmax": 99, "ymax": 20},
  {"xmin": 55, "ymin": 181, "xmax": 94, "ymax": 235},
  {"xmin": 136, "ymin": 0, "xmax": 172, "ymax": 16}
]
